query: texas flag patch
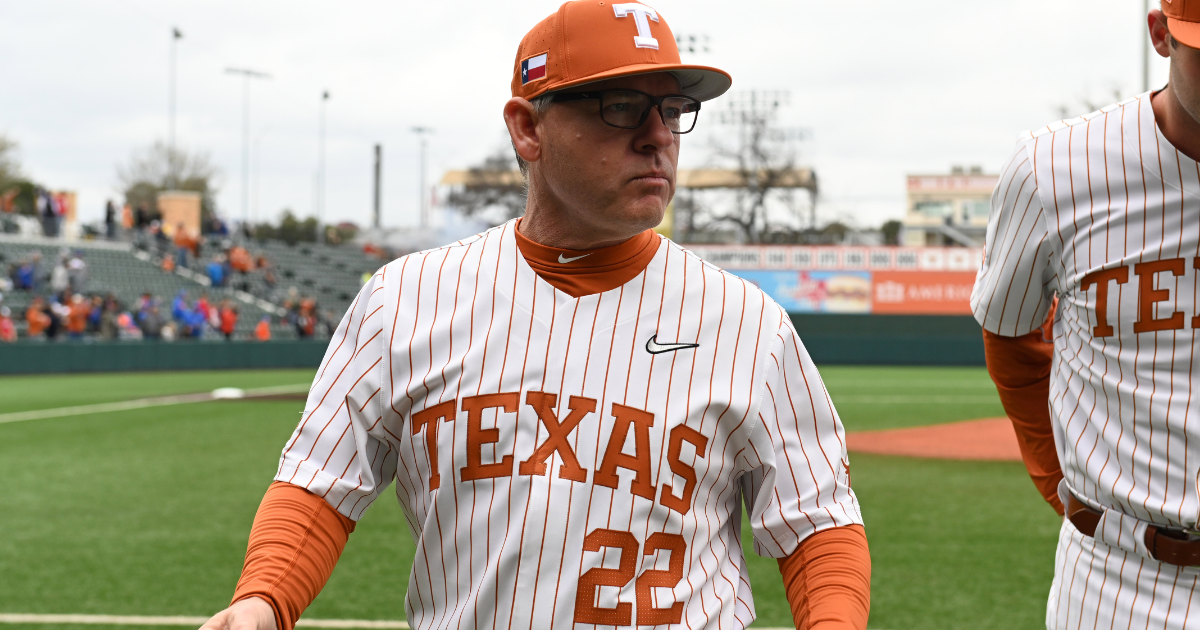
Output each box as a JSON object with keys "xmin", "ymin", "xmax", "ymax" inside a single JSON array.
[{"xmin": 521, "ymin": 53, "xmax": 547, "ymax": 84}]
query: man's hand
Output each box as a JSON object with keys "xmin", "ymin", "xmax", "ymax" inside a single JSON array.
[{"xmin": 199, "ymin": 596, "xmax": 277, "ymax": 630}]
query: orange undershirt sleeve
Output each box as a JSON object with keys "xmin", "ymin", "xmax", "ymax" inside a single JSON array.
[
  {"xmin": 231, "ymin": 481, "xmax": 356, "ymax": 630},
  {"xmin": 777, "ymin": 524, "xmax": 871, "ymax": 630},
  {"xmin": 982, "ymin": 301, "xmax": 1064, "ymax": 515}
]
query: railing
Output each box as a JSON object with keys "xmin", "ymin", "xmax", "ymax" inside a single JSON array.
[{"xmin": 682, "ymin": 244, "xmax": 984, "ymax": 272}]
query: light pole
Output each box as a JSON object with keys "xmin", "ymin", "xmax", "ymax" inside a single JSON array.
[
  {"xmin": 1142, "ymin": 0, "xmax": 1150, "ymax": 93},
  {"xmin": 317, "ymin": 90, "xmax": 329, "ymax": 245},
  {"xmin": 225, "ymin": 67, "xmax": 271, "ymax": 238},
  {"xmin": 411, "ymin": 126, "xmax": 433, "ymax": 229},
  {"xmin": 168, "ymin": 27, "xmax": 183, "ymax": 188}
]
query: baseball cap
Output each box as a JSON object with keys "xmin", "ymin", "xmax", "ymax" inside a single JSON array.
[
  {"xmin": 511, "ymin": 1, "xmax": 732, "ymax": 102},
  {"xmin": 1164, "ymin": 0, "xmax": 1200, "ymax": 48}
]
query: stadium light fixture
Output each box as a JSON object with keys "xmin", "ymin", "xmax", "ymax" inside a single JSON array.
[{"xmin": 225, "ymin": 67, "xmax": 272, "ymax": 238}]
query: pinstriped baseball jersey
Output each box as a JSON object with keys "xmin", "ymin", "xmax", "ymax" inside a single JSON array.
[
  {"xmin": 973, "ymin": 91, "xmax": 1200, "ymax": 525},
  {"xmin": 972, "ymin": 91, "xmax": 1200, "ymax": 627},
  {"xmin": 276, "ymin": 219, "xmax": 861, "ymax": 629}
]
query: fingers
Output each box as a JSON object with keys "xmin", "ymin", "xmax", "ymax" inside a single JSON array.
[
  {"xmin": 198, "ymin": 598, "xmax": 276, "ymax": 630},
  {"xmin": 198, "ymin": 607, "xmax": 232, "ymax": 630}
]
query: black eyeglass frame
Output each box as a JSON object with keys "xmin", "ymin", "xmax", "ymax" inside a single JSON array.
[{"xmin": 549, "ymin": 89, "xmax": 702, "ymax": 135}]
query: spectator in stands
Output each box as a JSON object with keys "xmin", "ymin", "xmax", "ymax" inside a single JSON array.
[
  {"xmin": 87, "ymin": 295, "xmax": 104, "ymax": 333},
  {"xmin": 295, "ymin": 297, "xmax": 317, "ymax": 338},
  {"xmin": 254, "ymin": 315, "xmax": 271, "ymax": 341},
  {"xmin": 116, "ymin": 310, "xmax": 141, "ymax": 340},
  {"xmin": 196, "ymin": 292, "xmax": 213, "ymax": 322},
  {"xmin": 12, "ymin": 256, "xmax": 37, "ymax": 290},
  {"xmin": 0, "ymin": 306, "xmax": 15, "ymax": 342},
  {"xmin": 207, "ymin": 255, "xmax": 226, "ymax": 288},
  {"xmin": 104, "ymin": 200, "xmax": 117, "ymax": 239},
  {"xmin": 37, "ymin": 187, "xmax": 57, "ymax": 237},
  {"xmin": 171, "ymin": 290, "xmax": 190, "ymax": 320},
  {"xmin": 67, "ymin": 252, "xmax": 88, "ymax": 294},
  {"xmin": 47, "ymin": 291, "xmax": 71, "ymax": 339},
  {"xmin": 25, "ymin": 296, "xmax": 50, "ymax": 339},
  {"xmin": 161, "ymin": 254, "xmax": 176, "ymax": 272},
  {"xmin": 99, "ymin": 297, "xmax": 119, "ymax": 340},
  {"xmin": 121, "ymin": 204, "xmax": 133, "ymax": 233},
  {"xmin": 173, "ymin": 224, "xmax": 192, "ymax": 269},
  {"xmin": 219, "ymin": 300, "xmax": 238, "ymax": 340},
  {"xmin": 66, "ymin": 294, "xmax": 89, "ymax": 340},
  {"xmin": 50, "ymin": 256, "xmax": 69, "ymax": 295},
  {"xmin": 227, "ymin": 245, "xmax": 253, "ymax": 293},
  {"xmin": 139, "ymin": 303, "xmax": 164, "ymax": 340}
]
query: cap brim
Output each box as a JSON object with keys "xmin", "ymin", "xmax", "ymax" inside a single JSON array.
[
  {"xmin": 544, "ymin": 63, "xmax": 733, "ymax": 102},
  {"xmin": 1167, "ymin": 17, "xmax": 1200, "ymax": 49}
]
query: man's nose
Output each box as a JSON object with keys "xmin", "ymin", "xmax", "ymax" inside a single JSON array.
[{"xmin": 634, "ymin": 105, "xmax": 676, "ymax": 153}]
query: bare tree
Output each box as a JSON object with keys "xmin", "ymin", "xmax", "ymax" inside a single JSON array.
[
  {"xmin": 445, "ymin": 148, "xmax": 527, "ymax": 226},
  {"xmin": 0, "ymin": 134, "xmax": 21, "ymax": 186},
  {"xmin": 117, "ymin": 141, "xmax": 221, "ymax": 221},
  {"xmin": 699, "ymin": 91, "xmax": 816, "ymax": 244},
  {"xmin": 0, "ymin": 134, "xmax": 38, "ymax": 216}
]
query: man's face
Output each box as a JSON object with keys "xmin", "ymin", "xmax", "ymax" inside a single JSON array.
[
  {"xmin": 532, "ymin": 72, "xmax": 682, "ymax": 240},
  {"xmin": 1167, "ymin": 34, "xmax": 1200, "ymax": 126}
]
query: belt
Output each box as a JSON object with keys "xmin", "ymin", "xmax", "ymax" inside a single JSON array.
[{"xmin": 1065, "ymin": 493, "xmax": 1200, "ymax": 567}]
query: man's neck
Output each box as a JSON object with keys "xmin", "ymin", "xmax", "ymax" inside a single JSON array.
[
  {"xmin": 518, "ymin": 196, "xmax": 642, "ymax": 251},
  {"xmin": 1151, "ymin": 85, "xmax": 1200, "ymax": 162}
]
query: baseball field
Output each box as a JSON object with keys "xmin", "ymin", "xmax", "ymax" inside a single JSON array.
[{"xmin": 0, "ymin": 366, "xmax": 1062, "ymax": 630}]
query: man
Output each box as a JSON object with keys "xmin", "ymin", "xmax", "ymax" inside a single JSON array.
[
  {"xmin": 972, "ymin": 3, "xmax": 1200, "ymax": 628},
  {"xmin": 201, "ymin": 3, "xmax": 869, "ymax": 629}
]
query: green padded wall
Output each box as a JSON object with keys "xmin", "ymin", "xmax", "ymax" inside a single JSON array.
[
  {"xmin": 0, "ymin": 315, "xmax": 985, "ymax": 374},
  {"xmin": 0, "ymin": 340, "xmax": 328, "ymax": 375}
]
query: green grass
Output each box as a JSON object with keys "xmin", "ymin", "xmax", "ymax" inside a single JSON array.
[
  {"xmin": 0, "ymin": 369, "xmax": 316, "ymax": 414},
  {"xmin": 0, "ymin": 367, "xmax": 1057, "ymax": 629},
  {"xmin": 822, "ymin": 366, "xmax": 1006, "ymax": 431}
]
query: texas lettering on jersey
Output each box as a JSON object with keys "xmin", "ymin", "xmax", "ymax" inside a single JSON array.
[
  {"xmin": 278, "ymin": 220, "xmax": 861, "ymax": 629},
  {"xmin": 1079, "ymin": 258, "xmax": 1200, "ymax": 337},
  {"xmin": 410, "ymin": 392, "xmax": 709, "ymax": 512}
]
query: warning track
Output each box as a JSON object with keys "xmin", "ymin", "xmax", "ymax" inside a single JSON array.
[{"xmin": 846, "ymin": 418, "xmax": 1021, "ymax": 461}]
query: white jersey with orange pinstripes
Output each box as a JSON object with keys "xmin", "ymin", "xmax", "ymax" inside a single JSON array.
[
  {"xmin": 275, "ymin": 218, "xmax": 861, "ymax": 629},
  {"xmin": 971, "ymin": 91, "xmax": 1200, "ymax": 628}
]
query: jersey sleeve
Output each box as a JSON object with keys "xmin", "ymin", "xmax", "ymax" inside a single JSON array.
[
  {"xmin": 971, "ymin": 140, "xmax": 1058, "ymax": 336},
  {"xmin": 739, "ymin": 311, "xmax": 863, "ymax": 558},
  {"xmin": 275, "ymin": 268, "xmax": 397, "ymax": 521}
]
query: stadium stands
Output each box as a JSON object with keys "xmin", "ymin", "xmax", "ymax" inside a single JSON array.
[{"xmin": 1, "ymin": 233, "xmax": 384, "ymax": 341}]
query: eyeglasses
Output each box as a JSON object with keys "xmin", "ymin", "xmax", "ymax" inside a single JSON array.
[{"xmin": 550, "ymin": 89, "xmax": 702, "ymax": 134}]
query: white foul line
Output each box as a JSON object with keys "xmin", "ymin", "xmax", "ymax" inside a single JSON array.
[
  {"xmin": 0, "ymin": 614, "xmax": 408, "ymax": 628},
  {"xmin": 0, "ymin": 384, "xmax": 311, "ymax": 426},
  {"xmin": 832, "ymin": 395, "xmax": 999, "ymax": 404},
  {"xmin": 0, "ymin": 616, "xmax": 815, "ymax": 630}
]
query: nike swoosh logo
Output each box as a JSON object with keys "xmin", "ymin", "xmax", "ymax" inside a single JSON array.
[
  {"xmin": 557, "ymin": 253, "xmax": 591, "ymax": 264},
  {"xmin": 645, "ymin": 334, "xmax": 700, "ymax": 355}
]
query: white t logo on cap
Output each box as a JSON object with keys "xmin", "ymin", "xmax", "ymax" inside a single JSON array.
[{"xmin": 613, "ymin": 3, "xmax": 660, "ymax": 50}]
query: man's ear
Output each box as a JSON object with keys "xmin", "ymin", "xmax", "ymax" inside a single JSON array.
[
  {"xmin": 504, "ymin": 98, "xmax": 541, "ymax": 165},
  {"xmin": 1149, "ymin": 9, "xmax": 1173, "ymax": 58}
]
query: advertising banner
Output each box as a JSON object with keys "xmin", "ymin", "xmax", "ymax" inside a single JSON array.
[
  {"xmin": 731, "ymin": 270, "xmax": 872, "ymax": 314},
  {"xmin": 729, "ymin": 269, "xmax": 978, "ymax": 315},
  {"xmin": 871, "ymin": 271, "xmax": 977, "ymax": 315}
]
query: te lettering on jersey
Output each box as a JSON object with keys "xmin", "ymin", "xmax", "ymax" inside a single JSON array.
[
  {"xmin": 1080, "ymin": 257, "xmax": 1200, "ymax": 337},
  {"xmin": 411, "ymin": 392, "xmax": 708, "ymax": 515}
]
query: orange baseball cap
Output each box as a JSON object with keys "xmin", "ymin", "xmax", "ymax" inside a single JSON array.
[
  {"xmin": 1164, "ymin": 0, "xmax": 1200, "ymax": 47},
  {"xmin": 511, "ymin": 1, "xmax": 732, "ymax": 102}
]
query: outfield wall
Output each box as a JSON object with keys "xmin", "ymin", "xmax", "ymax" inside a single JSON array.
[
  {"xmin": 791, "ymin": 314, "xmax": 984, "ymax": 366},
  {"xmin": 0, "ymin": 315, "xmax": 984, "ymax": 374},
  {"xmin": 0, "ymin": 340, "xmax": 329, "ymax": 375}
]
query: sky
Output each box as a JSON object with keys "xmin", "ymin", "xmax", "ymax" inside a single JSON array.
[{"xmin": 0, "ymin": 0, "xmax": 1173, "ymax": 232}]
